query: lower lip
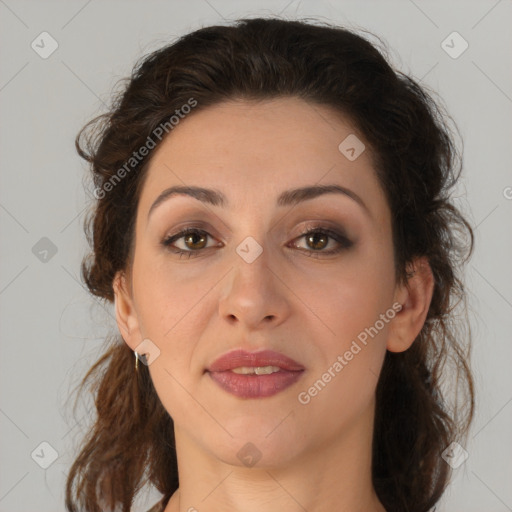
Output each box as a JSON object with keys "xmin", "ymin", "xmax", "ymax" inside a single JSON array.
[{"xmin": 207, "ymin": 369, "xmax": 304, "ymax": 398}]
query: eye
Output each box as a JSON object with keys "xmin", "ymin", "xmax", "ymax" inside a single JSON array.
[
  {"xmin": 290, "ymin": 227, "xmax": 353, "ymax": 257},
  {"xmin": 161, "ymin": 225, "xmax": 353, "ymax": 259},
  {"xmin": 161, "ymin": 228, "xmax": 220, "ymax": 258}
]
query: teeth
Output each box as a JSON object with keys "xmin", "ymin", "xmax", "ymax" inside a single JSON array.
[{"xmin": 231, "ymin": 365, "xmax": 281, "ymax": 375}]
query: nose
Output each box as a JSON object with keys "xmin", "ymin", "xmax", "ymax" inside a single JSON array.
[{"xmin": 218, "ymin": 242, "xmax": 291, "ymax": 331}]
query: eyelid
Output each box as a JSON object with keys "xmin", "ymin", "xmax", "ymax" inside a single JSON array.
[
  {"xmin": 160, "ymin": 220, "xmax": 347, "ymax": 243},
  {"xmin": 162, "ymin": 227, "xmax": 220, "ymax": 251},
  {"xmin": 162, "ymin": 221, "xmax": 222, "ymax": 241},
  {"xmin": 161, "ymin": 221, "xmax": 354, "ymax": 258},
  {"xmin": 288, "ymin": 225, "xmax": 353, "ymax": 255}
]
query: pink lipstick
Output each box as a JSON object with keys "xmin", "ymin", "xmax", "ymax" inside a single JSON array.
[{"xmin": 206, "ymin": 349, "xmax": 305, "ymax": 399}]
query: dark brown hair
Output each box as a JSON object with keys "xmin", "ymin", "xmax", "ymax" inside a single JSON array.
[{"xmin": 65, "ymin": 17, "xmax": 475, "ymax": 512}]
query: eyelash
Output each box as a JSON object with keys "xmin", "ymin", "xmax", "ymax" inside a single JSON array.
[{"xmin": 161, "ymin": 226, "xmax": 353, "ymax": 259}]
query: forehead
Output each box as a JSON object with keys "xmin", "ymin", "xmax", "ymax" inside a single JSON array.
[
  {"xmin": 148, "ymin": 97, "xmax": 367, "ymax": 170},
  {"xmin": 137, "ymin": 97, "xmax": 388, "ymax": 223}
]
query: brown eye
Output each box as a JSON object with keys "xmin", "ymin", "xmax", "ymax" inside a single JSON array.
[
  {"xmin": 161, "ymin": 226, "xmax": 353, "ymax": 259},
  {"xmin": 291, "ymin": 227, "xmax": 353, "ymax": 257},
  {"xmin": 182, "ymin": 231, "xmax": 207, "ymax": 250},
  {"xmin": 305, "ymin": 232, "xmax": 329, "ymax": 250},
  {"xmin": 161, "ymin": 228, "xmax": 216, "ymax": 257}
]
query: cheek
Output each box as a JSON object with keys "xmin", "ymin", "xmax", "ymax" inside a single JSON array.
[
  {"xmin": 294, "ymin": 263, "xmax": 392, "ymax": 430},
  {"xmin": 132, "ymin": 250, "xmax": 210, "ymax": 339},
  {"xmin": 134, "ymin": 226, "xmax": 396, "ymax": 357},
  {"xmin": 294, "ymin": 239, "xmax": 395, "ymax": 342},
  {"xmin": 291, "ymin": 239, "xmax": 394, "ymax": 410},
  {"xmin": 134, "ymin": 259, "xmax": 211, "ymax": 416}
]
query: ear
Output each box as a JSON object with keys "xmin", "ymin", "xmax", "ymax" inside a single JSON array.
[
  {"xmin": 387, "ymin": 256, "xmax": 434, "ymax": 353},
  {"xmin": 113, "ymin": 270, "xmax": 142, "ymax": 351}
]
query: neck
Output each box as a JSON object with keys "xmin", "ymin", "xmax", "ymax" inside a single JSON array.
[{"xmin": 164, "ymin": 401, "xmax": 386, "ymax": 512}]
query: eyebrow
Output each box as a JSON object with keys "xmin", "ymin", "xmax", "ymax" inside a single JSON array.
[{"xmin": 147, "ymin": 183, "xmax": 370, "ymax": 221}]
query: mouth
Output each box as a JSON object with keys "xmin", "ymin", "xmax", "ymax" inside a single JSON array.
[
  {"xmin": 207, "ymin": 368, "xmax": 304, "ymax": 398},
  {"xmin": 205, "ymin": 349, "xmax": 305, "ymax": 399}
]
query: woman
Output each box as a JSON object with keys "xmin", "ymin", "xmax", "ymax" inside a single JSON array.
[{"xmin": 65, "ymin": 17, "xmax": 475, "ymax": 512}]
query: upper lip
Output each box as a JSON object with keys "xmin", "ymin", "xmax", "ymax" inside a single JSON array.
[{"xmin": 206, "ymin": 349, "xmax": 305, "ymax": 372}]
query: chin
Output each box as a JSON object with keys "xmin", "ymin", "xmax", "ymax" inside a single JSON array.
[{"xmin": 211, "ymin": 436, "xmax": 301, "ymax": 470}]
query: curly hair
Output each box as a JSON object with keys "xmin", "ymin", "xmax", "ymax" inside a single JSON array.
[{"xmin": 65, "ymin": 17, "xmax": 475, "ymax": 512}]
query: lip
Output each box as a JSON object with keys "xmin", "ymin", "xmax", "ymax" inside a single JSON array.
[
  {"xmin": 207, "ymin": 349, "xmax": 305, "ymax": 372},
  {"xmin": 206, "ymin": 349, "xmax": 305, "ymax": 399}
]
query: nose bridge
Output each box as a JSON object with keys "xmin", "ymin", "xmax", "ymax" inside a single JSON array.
[{"xmin": 218, "ymin": 233, "xmax": 289, "ymax": 328}]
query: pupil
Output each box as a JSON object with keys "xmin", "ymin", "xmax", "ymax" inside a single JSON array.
[
  {"xmin": 186, "ymin": 233, "xmax": 206, "ymax": 249},
  {"xmin": 308, "ymin": 233, "xmax": 327, "ymax": 250}
]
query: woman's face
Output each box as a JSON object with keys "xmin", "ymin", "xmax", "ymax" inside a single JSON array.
[{"xmin": 115, "ymin": 97, "xmax": 410, "ymax": 468}]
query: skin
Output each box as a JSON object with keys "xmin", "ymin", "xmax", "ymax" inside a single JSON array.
[{"xmin": 113, "ymin": 97, "xmax": 434, "ymax": 512}]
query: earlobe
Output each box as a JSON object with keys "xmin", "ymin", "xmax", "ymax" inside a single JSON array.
[
  {"xmin": 113, "ymin": 271, "xmax": 140, "ymax": 350},
  {"xmin": 387, "ymin": 257, "xmax": 434, "ymax": 353}
]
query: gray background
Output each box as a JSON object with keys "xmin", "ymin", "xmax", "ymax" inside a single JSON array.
[{"xmin": 1, "ymin": 1, "xmax": 511, "ymax": 511}]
